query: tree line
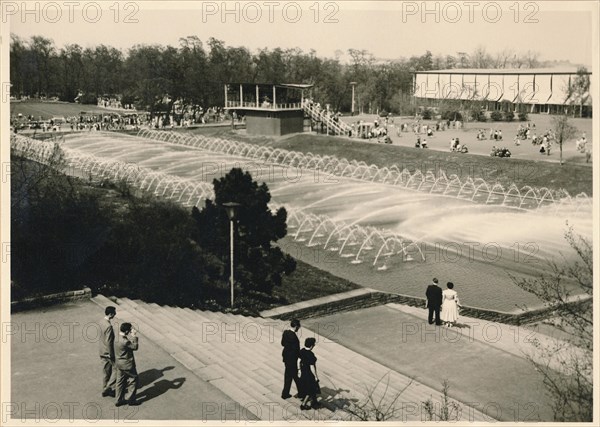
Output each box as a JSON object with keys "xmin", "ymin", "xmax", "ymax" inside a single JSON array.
[{"xmin": 11, "ymin": 35, "xmax": 552, "ymax": 115}]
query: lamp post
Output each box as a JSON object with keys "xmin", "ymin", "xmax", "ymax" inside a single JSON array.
[
  {"xmin": 223, "ymin": 202, "xmax": 241, "ymax": 308},
  {"xmin": 350, "ymin": 82, "xmax": 357, "ymax": 115}
]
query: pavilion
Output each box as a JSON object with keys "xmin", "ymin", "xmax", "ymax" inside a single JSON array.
[{"xmin": 224, "ymin": 83, "xmax": 313, "ymax": 136}]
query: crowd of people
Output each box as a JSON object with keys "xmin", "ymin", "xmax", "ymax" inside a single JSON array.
[
  {"xmin": 515, "ymin": 122, "xmax": 536, "ymax": 140},
  {"xmin": 449, "ymin": 137, "xmax": 468, "ymax": 153},
  {"xmin": 476, "ymin": 128, "xmax": 503, "ymax": 141},
  {"xmin": 11, "ymin": 112, "xmax": 143, "ymax": 133},
  {"xmin": 10, "ymin": 105, "xmax": 239, "ymax": 135},
  {"xmin": 95, "ymin": 96, "xmax": 136, "ymax": 110},
  {"xmin": 512, "ymin": 122, "xmax": 557, "ymax": 155},
  {"xmin": 490, "ymin": 146, "xmax": 512, "ymax": 157}
]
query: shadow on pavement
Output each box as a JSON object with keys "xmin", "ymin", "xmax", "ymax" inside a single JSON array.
[
  {"xmin": 319, "ymin": 385, "xmax": 358, "ymax": 413},
  {"xmin": 137, "ymin": 377, "xmax": 186, "ymax": 404},
  {"xmin": 138, "ymin": 366, "xmax": 175, "ymax": 388}
]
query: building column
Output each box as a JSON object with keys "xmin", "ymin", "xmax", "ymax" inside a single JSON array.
[
  {"xmin": 272, "ymin": 86, "xmax": 276, "ymax": 108},
  {"xmin": 240, "ymin": 84, "xmax": 243, "ymax": 107},
  {"xmin": 224, "ymin": 84, "xmax": 228, "ymax": 108},
  {"xmin": 256, "ymin": 85, "xmax": 259, "ymax": 107}
]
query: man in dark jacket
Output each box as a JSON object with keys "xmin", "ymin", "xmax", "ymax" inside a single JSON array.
[
  {"xmin": 99, "ymin": 306, "xmax": 117, "ymax": 397},
  {"xmin": 281, "ymin": 318, "xmax": 301, "ymax": 399},
  {"xmin": 426, "ymin": 278, "xmax": 443, "ymax": 325}
]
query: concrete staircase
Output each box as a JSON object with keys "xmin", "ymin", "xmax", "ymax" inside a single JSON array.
[
  {"xmin": 303, "ymin": 101, "xmax": 352, "ymax": 136},
  {"xmin": 92, "ymin": 294, "xmax": 489, "ymax": 421}
]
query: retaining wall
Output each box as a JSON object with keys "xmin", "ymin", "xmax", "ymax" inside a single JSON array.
[{"xmin": 260, "ymin": 288, "xmax": 591, "ymax": 326}]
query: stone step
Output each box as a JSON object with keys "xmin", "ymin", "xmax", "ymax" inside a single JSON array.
[
  {"xmin": 114, "ymin": 299, "xmax": 167, "ymax": 343},
  {"xmin": 122, "ymin": 300, "xmax": 174, "ymax": 342},
  {"xmin": 140, "ymin": 304, "xmax": 187, "ymax": 338},
  {"xmin": 117, "ymin": 297, "xmax": 139, "ymax": 309},
  {"xmin": 208, "ymin": 377, "xmax": 264, "ymax": 419},
  {"xmin": 180, "ymin": 335, "xmax": 237, "ymax": 367},
  {"xmin": 91, "ymin": 294, "xmax": 117, "ymax": 307}
]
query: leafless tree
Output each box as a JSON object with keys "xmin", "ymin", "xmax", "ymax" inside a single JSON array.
[
  {"xmin": 422, "ymin": 379, "xmax": 462, "ymax": 421},
  {"xmin": 551, "ymin": 114, "xmax": 578, "ymax": 165},
  {"xmin": 344, "ymin": 373, "xmax": 413, "ymax": 421},
  {"xmin": 511, "ymin": 226, "xmax": 592, "ymax": 421}
]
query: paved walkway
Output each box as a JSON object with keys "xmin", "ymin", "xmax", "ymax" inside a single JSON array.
[
  {"xmin": 10, "ymin": 297, "xmax": 574, "ymax": 422},
  {"xmin": 9, "ymin": 300, "xmax": 246, "ymax": 422},
  {"xmin": 303, "ymin": 304, "xmax": 557, "ymax": 421}
]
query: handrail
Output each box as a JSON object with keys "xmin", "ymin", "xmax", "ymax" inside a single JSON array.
[{"xmin": 303, "ymin": 101, "xmax": 351, "ymax": 135}]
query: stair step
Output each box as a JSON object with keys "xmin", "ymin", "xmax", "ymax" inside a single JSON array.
[
  {"xmin": 91, "ymin": 294, "xmax": 117, "ymax": 307},
  {"xmin": 209, "ymin": 378, "xmax": 263, "ymax": 419}
]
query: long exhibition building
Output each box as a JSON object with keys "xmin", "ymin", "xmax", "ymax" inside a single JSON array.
[{"xmin": 413, "ymin": 68, "xmax": 592, "ymax": 116}]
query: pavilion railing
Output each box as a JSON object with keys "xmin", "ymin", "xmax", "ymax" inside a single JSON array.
[{"xmin": 225, "ymin": 101, "xmax": 303, "ymax": 110}]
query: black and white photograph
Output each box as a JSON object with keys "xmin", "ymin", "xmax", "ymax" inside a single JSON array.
[{"xmin": 0, "ymin": 1, "xmax": 598, "ymax": 424}]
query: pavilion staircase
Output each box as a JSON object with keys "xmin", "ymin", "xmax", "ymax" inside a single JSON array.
[
  {"xmin": 91, "ymin": 294, "xmax": 488, "ymax": 421},
  {"xmin": 302, "ymin": 100, "xmax": 352, "ymax": 136}
]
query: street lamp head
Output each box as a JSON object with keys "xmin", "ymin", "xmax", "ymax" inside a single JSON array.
[
  {"xmin": 223, "ymin": 202, "xmax": 241, "ymax": 220},
  {"xmin": 350, "ymin": 82, "xmax": 357, "ymax": 86}
]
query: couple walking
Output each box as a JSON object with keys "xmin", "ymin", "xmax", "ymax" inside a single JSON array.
[
  {"xmin": 281, "ymin": 319, "xmax": 321, "ymax": 410},
  {"xmin": 99, "ymin": 306, "xmax": 140, "ymax": 407},
  {"xmin": 426, "ymin": 278, "xmax": 462, "ymax": 327}
]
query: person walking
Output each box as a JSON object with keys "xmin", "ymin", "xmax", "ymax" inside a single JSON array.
[
  {"xmin": 426, "ymin": 278, "xmax": 443, "ymax": 325},
  {"xmin": 441, "ymin": 282, "xmax": 462, "ymax": 327},
  {"xmin": 115, "ymin": 322, "xmax": 139, "ymax": 406},
  {"xmin": 100, "ymin": 306, "xmax": 117, "ymax": 397},
  {"xmin": 281, "ymin": 319, "xmax": 301, "ymax": 399},
  {"xmin": 298, "ymin": 337, "xmax": 321, "ymax": 410}
]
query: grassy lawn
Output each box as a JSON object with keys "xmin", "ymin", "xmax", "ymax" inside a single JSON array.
[
  {"xmin": 11, "ymin": 100, "xmax": 136, "ymax": 119},
  {"xmin": 278, "ymin": 134, "xmax": 593, "ymax": 196},
  {"xmin": 274, "ymin": 260, "xmax": 359, "ymax": 304}
]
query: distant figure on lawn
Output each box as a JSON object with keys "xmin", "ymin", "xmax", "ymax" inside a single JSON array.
[
  {"xmin": 425, "ymin": 278, "xmax": 443, "ymax": 325},
  {"xmin": 441, "ymin": 282, "xmax": 462, "ymax": 328},
  {"xmin": 298, "ymin": 337, "xmax": 321, "ymax": 410},
  {"xmin": 281, "ymin": 319, "xmax": 301, "ymax": 399},
  {"xmin": 100, "ymin": 306, "xmax": 117, "ymax": 398},
  {"xmin": 115, "ymin": 322, "xmax": 140, "ymax": 406}
]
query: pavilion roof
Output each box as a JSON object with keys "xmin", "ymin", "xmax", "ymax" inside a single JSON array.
[{"xmin": 227, "ymin": 82, "xmax": 314, "ymax": 89}]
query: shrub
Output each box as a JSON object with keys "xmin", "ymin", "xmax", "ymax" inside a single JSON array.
[
  {"xmin": 441, "ymin": 110, "xmax": 462, "ymax": 121},
  {"xmin": 401, "ymin": 105, "xmax": 417, "ymax": 116},
  {"xmin": 518, "ymin": 112, "xmax": 529, "ymax": 121},
  {"xmin": 421, "ymin": 108, "xmax": 433, "ymax": 120},
  {"xmin": 471, "ymin": 109, "xmax": 487, "ymax": 122},
  {"xmin": 490, "ymin": 111, "xmax": 504, "ymax": 121},
  {"xmin": 504, "ymin": 111, "xmax": 515, "ymax": 122},
  {"xmin": 78, "ymin": 93, "xmax": 98, "ymax": 105}
]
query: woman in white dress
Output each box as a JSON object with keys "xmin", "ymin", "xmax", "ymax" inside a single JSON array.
[{"xmin": 441, "ymin": 282, "xmax": 462, "ymax": 327}]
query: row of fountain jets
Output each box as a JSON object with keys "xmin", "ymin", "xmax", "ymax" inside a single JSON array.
[{"xmin": 11, "ymin": 131, "xmax": 591, "ymax": 270}]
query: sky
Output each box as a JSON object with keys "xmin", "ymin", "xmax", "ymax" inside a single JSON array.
[{"xmin": 5, "ymin": 1, "xmax": 596, "ymax": 67}]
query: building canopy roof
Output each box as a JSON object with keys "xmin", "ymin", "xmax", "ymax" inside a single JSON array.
[{"xmin": 415, "ymin": 68, "xmax": 590, "ymax": 75}]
